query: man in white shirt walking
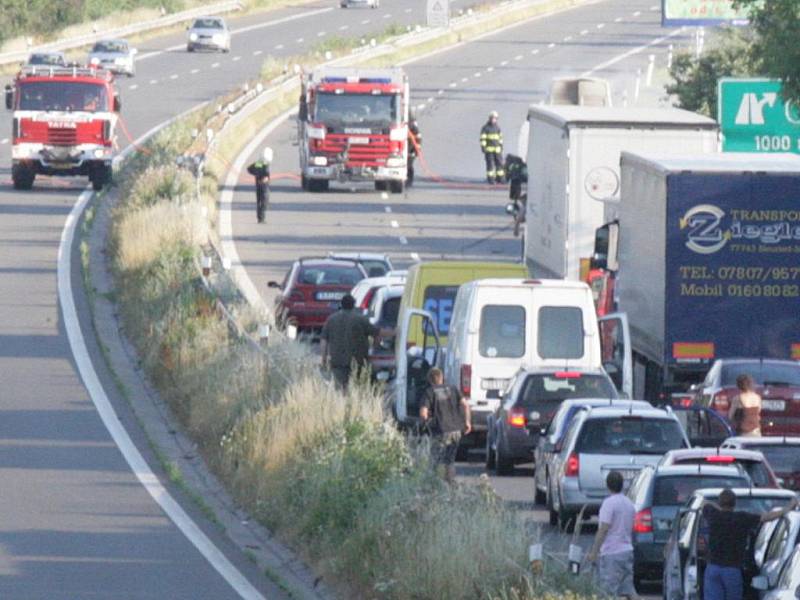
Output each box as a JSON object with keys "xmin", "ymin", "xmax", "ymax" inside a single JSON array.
[{"xmin": 586, "ymin": 471, "xmax": 640, "ymax": 599}]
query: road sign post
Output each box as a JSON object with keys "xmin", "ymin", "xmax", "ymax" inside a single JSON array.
[
  {"xmin": 427, "ymin": 0, "xmax": 449, "ymax": 28},
  {"xmin": 718, "ymin": 78, "xmax": 800, "ymax": 154}
]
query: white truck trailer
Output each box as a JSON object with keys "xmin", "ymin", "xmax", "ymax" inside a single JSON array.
[{"xmin": 524, "ymin": 106, "xmax": 719, "ymax": 280}]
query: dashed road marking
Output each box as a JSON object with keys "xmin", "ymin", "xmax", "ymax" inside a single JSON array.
[
  {"xmin": 385, "ymin": 206, "xmax": 392, "ymax": 213},
  {"xmin": 437, "ymin": 89, "xmax": 444, "ymax": 94},
  {"xmin": 361, "ymin": 19, "xmax": 371, "ymax": 24},
  {"xmin": 404, "ymin": 7, "xmax": 412, "ymax": 12},
  {"xmin": 633, "ymin": 10, "xmax": 641, "ymax": 16},
  {"xmin": 129, "ymin": 84, "xmax": 138, "ymax": 90},
  {"xmin": 614, "ymin": 16, "xmax": 623, "ymax": 22},
  {"xmin": 339, "ymin": 25, "xmax": 349, "ymax": 30},
  {"xmin": 581, "ymin": 29, "xmax": 589, "ymax": 35},
  {"xmin": 547, "ymin": 42, "xmax": 556, "ymax": 48},
  {"xmin": 0, "ymin": 138, "xmax": 7, "ymax": 145},
  {"xmin": 410, "ymin": 252, "xmax": 420, "ymax": 261},
  {"xmin": 317, "ymin": 31, "xmax": 326, "ymax": 37},
  {"xmin": 170, "ymin": 74, "xmax": 179, "ymax": 79},
  {"xmin": 427, "ymin": 97, "xmax": 434, "ymax": 103},
  {"xmin": 449, "ymin": 82, "xmax": 457, "ymax": 87},
  {"xmin": 252, "ymin": 50, "xmax": 263, "ymax": 56},
  {"xmin": 461, "ymin": 76, "xmax": 469, "ymax": 82},
  {"xmin": 531, "ymin": 48, "xmax": 540, "ymax": 54},
  {"xmin": 390, "ymin": 220, "xmax": 399, "ymax": 228},
  {"xmin": 275, "ymin": 43, "xmax": 284, "ymax": 49},
  {"xmin": 563, "ymin": 35, "xmax": 573, "ymax": 41},
  {"xmin": 232, "ymin": 55, "xmax": 242, "ymax": 61},
  {"xmin": 651, "ymin": 5, "xmax": 659, "ymax": 10},
  {"xmin": 514, "ymin": 54, "xmax": 523, "ymax": 60},
  {"xmin": 190, "ymin": 68, "xmax": 200, "ymax": 74},
  {"xmin": 597, "ymin": 23, "xmax": 605, "ymax": 28},
  {"xmin": 399, "ymin": 236, "xmax": 408, "ymax": 245},
  {"xmin": 473, "ymin": 72, "xmax": 482, "ymax": 77},
  {"xmin": 383, "ymin": 13, "xmax": 392, "ymax": 18},
  {"xmin": 149, "ymin": 79, "xmax": 157, "ymax": 84},
  {"xmin": 211, "ymin": 62, "xmax": 220, "ymax": 68},
  {"xmin": 500, "ymin": 59, "xmax": 509, "ymax": 66},
  {"xmin": 486, "ymin": 67, "xmax": 494, "ymax": 72},
  {"xmin": 296, "ymin": 37, "xmax": 304, "ymax": 43}
]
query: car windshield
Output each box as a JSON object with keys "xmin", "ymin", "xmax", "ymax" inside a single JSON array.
[
  {"xmin": 193, "ymin": 18, "xmax": 223, "ymax": 29},
  {"xmin": 654, "ymin": 475, "xmax": 749, "ymax": 506},
  {"xmin": 576, "ymin": 417, "xmax": 687, "ymax": 455},
  {"xmin": 28, "ymin": 53, "xmax": 63, "ymax": 65},
  {"xmin": 746, "ymin": 445, "xmax": 800, "ymax": 473},
  {"xmin": 315, "ymin": 92, "xmax": 399, "ymax": 126},
  {"xmin": 92, "ymin": 41, "xmax": 127, "ymax": 53},
  {"xmin": 297, "ymin": 265, "xmax": 363, "ymax": 286},
  {"xmin": 519, "ymin": 373, "xmax": 616, "ymax": 410},
  {"xmin": 18, "ymin": 81, "xmax": 108, "ymax": 112},
  {"xmin": 720, "ymin": 362, "xmax": 800, "ymax": 387},
  {"xmin": 676, "ymin": 457, "xmax": 773, "ymax": 487}
]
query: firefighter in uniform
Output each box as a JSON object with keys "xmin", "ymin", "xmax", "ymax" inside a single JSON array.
[
  {"xmin": 407, "ymin": 111, "xmax": 422, "ymax": 187},
  {"xmin": 479, "ymin": 111, "xmax": 504, "ymax": 184},
  {"xmin": 247, "ymin": 147, "xmax": 272, "ymax": 223}
]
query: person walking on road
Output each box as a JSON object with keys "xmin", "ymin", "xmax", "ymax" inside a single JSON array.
[
  {"xmin": 480, "ymin": 111, "xmax": 504, "ymax": 184},
  {"xmin": 407, "ymin": 111, "xmax": 422, "ymax": 187},
  {"xmin": 246, "ymin": 147, "xmax": 272, "ymax": 224},
  {"xmin": 587, "ymin": 471, "xmax": 640, "ymax": 600},
  {"xmin": 728, "ymin": 374, "xmax": 762, "ymax": 437},
  {"xmin": 320, "ymin": 293, "xmax": 386, "ymax": 390},
  {"xmin": 701, "ymin": 488, "xmax": 797, "ymax": 600},
  {"xmin": 419, "ymin": 367, "xmax": 471, "ymax": 484}
]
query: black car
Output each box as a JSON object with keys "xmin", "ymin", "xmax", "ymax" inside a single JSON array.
[{"xmin": 485, "ymin": 368, "xmax": 618, "ymax": 475}]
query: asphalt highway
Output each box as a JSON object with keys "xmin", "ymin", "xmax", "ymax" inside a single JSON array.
[
  {"xmin": 227, "ymin": 0, "xmax": 689, "ymax": 593},
  {"xmin": 0, "ymin": 0, "xmax": 508, "ymax": 596}
]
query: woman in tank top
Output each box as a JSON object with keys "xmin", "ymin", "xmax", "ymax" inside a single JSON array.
[{"xmin": 728, "ymin": 374, "xmax": 762, "ymax": 437}]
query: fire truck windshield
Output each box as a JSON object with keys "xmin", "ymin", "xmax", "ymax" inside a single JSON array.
[
  {"xmin": 18, "ymin": 81, "xmax": 108, "ymax": 113},
  {"xmin": 315, "ymin": 92, "xmax": 398, "ymax": 126}
]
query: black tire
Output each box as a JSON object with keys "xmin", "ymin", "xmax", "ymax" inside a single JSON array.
[
  {"xmin": 12, "ymin": 165, "xmax": 35, "ymax": 190},
  {"xmin": 534, "ymin": 484, "xmax": 546, "ymax": 505},
  {"xmin": 485, "ymin": 431, "xmax": 495, "ymax": 470},
  {"xmin": 318, "ymin": 179, "xmax": 329, "ymax": 192},
  {"xmin": 187, "ymin": 45, "xmax": 194, "ymax": 53},
  {"xmin": 389, "ymin": 180, "xmax": 404, "ymax": 194},
  {"xmin": 546, "ymin": 480, "xmax": 558, "ymax": 526},
  {"xmin": 374, "ymin": 180, "xmax": 388, "ymax": 191},
  {"xmin": 301, "ymin": 174, "xmax": 308, "ymax": 191},
  {"xmin": 494, "ymin": 440, "xmax": 514, "ymax": 476},
  {"xmin": 455, "ymin": 443, "xmax": 469, "ymax": 462}
]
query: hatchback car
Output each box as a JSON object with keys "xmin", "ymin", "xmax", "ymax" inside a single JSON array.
[
  {"xmin": 691, "ymin": 358, "xmax": 800, "ymax": 436},
  {"xmin": 366, "ymin": 284, "xmax": 403, "ymax": 376},
  {"xmin": 26, "ymin": 52, "xmax": 66, "ymax": 68},
  {"xmin": 662, "ymin": 487, "xmax": 797, "ymax": 600},
  {"xmin": 752, "ymin": 511, "xmax": 800, "ymax": 597},
  {"xmin": 187, "ymin": 17, "xmax": 231, "ymax": 52},
  {"xmin": 328, "ymin": 252, "xmax": 393, "ymax": 278},
  {"xmin": 485, "ymin": 368, "xmax": 618, "ymax": 475},
  {"xmin": 268, "ymin": 258, "xmax": 366, "ymax": 334},
  {"xmin": 350, "ymin": 271, "xmax": 407, "ymax": 312},
  {"xmin": 758, "ymin": 543, "xmax": 800, "ymax": 600},
  {"xmin": 340, "ymin": 0, "xmax": 379, "ymax": 8},
  {"xmin": 722, "ymin": 436, "xmax": 800, "ymax": 491},
  {"xmin": 548, "ymin": 405, "xmax": 690, "ymax": 531},
  {"xmin": 533, "ymin": 398, "xmax": 651, "ymax": 504},
  {"xmin": 88, "ymin": 39, "xmax": 137, "ymax": 76},
  {"xmin": 628, "ymin": 464, "xmax": 751, "ymax": 586},
  {"xmin": 659, "ymin": 447, "xmax": 781, "ymax": 488}
]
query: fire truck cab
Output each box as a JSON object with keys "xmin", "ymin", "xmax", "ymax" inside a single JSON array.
[
  {"xmin": 298, "ymin": 67, "xmax": 409, "ymax": 194},
  {"xmin": 5, "ymin": 65, "xmax": 119, "ymax": 191}
]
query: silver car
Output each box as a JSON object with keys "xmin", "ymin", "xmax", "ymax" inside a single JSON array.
[
  {"xmin": 758, "ymin": 543, "xmax": 800, "ymax": 600},
  {"xmin": 340, "ymin": 0, "xmax": 379, "ymax": 8},
  {"xmin": 187, "ymin": 17, "xmax": 231, "ymax": 53},
  {"xmin": 88, "ymin": 39, "xmax": 137, "ymax": 76},
  {"xmin": 547, "ymin": 405, "xmax": 689, "ymax": 531},
  {"xmin": 752, "ymin": 511, "xmax": 800, "ymax": 597}
]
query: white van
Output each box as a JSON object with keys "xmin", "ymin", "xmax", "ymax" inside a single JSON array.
[{"xmin": 443, "ymin": 278, "xmax": 631, "ymax": 439}]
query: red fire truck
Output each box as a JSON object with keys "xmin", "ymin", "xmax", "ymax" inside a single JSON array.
[
  {"xmin": 298, "ymin": 67, "xmax": 410, "ymax": 194},
  {"xmin": 4, "ymin": 65, "xmax": 120, "ymax": 191}
]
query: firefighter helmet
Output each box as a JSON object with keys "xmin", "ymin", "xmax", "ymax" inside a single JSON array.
[{"xmin": 489, "ymin": 110, "xmax": 499, "ymax": 119}]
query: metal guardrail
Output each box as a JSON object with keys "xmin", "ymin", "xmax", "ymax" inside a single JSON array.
[{"xmin": 0, "ymin": 0, "xmax": 242, "ymax": 67}]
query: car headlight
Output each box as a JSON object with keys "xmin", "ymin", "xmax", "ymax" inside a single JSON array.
[
  {"xmin": 311, "ymin": 156, "xmax": 328, "ymax": 166},
  {"xmin": 94, "ymin": 148, "xmax": 105, "ymax": 158},
  {"xmin": 115, "ymin": 57, "xmax": 126, "ymax": 65},
  {"xmin": 212, "ymin": 34, "xmax": 224, "ymax": 44},
  {"xmin": 386, "ymin": 156, "xmax": 404, "ymax": 168},
  {"xmin": 189, "ymin": 32, "xmax": 198, "ymax": 41}
]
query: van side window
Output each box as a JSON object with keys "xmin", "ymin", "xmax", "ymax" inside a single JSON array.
[
  {"xmin": 479, "ymin": 305, "xmax": 525, "ymax": 358},
  {"xmin": 538, "ymin": 306, "xmax": 583, "ymax": 359}
]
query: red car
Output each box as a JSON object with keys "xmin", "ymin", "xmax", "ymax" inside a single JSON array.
[
  {"xmin": 268, "ymin": 258, "xmax": 366, "ymax": 333},
  {"xmin": 690, "ymin": 358, "xmax": 800, "ymax": 436},
  {"xmin": 722, "ymin": 436, "xmax": 800, "ymax": 491}
]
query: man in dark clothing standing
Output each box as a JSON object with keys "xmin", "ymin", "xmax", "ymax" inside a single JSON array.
[
  {"xmin": 479, "ymin": 111, "xmax": 504, "ymax": 184},
  {"xmin": 320, "ymin": 293, "xmax": 384, "ymax": 389},
  {"xmin": 246, "ymin": 147, "xmax": 272, "ymax": 223},
  {"xmin": 701, "ymin": 488, "xmax": 798, "ymax": 600},
  {"xmin": 420, "ymin": 367, "xmax": 471, "ymax": 483},
  {"xmin": 407, "ymin": 112, "xmax": 422, "ymax": 187}
]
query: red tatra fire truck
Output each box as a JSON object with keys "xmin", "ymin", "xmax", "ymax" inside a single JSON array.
[
  {"xmin": 4, "ymin": 65, "xmax": 120, "ymax": 190},
  {"xmin": 298, "ymin": 66, "xmax": 410, "ymax": 194}
]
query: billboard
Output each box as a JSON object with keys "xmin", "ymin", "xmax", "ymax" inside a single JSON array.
[{"xmin": 661, "ymin": 0, "xmax": 752, "ymax": 26}]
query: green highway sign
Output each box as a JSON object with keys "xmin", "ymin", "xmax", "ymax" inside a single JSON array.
[{"xmin": 718, "ymin": 78, "xmax": 800, "ymax": 154}]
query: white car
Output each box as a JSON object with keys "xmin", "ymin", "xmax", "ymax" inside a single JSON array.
[
  {"xmin": 187, "ymin": 17, "xmax": 231, "ymax": 53},
  {"xmin": 340, "ymin": 0, "xmax": 379, "ymax": 7},
  {"xmin": 88, "ymin": 39, "xmax": 137, "ymax": 77},
  {"xmin": 758, "ymin": 543, "xmax": 800, "ymax": 599}
]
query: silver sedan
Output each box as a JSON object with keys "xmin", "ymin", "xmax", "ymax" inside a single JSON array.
[
  {"xmin": 187, "ymin": 17, "xmax": 231, "ymax": 53},
  {"xmin": 88, "ymin": 39, "xmax": 137, "ymax": 77}
]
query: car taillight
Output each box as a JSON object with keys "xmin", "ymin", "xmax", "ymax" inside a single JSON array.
[
  {"xmin": 361, "ymin": 288, "xmax": 376, "ymax": 309},
  {"xmin": 555, "ymin": 371, "xmax": 581, "ymax": 379},
  {"xmin": 711, "ymin": 389, "xmax": 733, "ymax": 412},
  {"xmin": 705, "ymin": 455, "xmax": 735, "ymax": 463},
  {"xmin": 565, "ymin": 453, "xmax": 579, "ymax": 477},
  {"xmin": 461, "ymin": 364, "xmax": 471, "ymax": 398},
  {"xmin": 507, "ymin": 408, "xmax": 526, "ymax": 428},
  {"xmin": 633, "ymin": 508, "xmax": 653, "ymax": 533}
]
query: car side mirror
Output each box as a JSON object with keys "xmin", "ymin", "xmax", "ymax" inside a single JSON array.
[
  {"xmin": 113, "ymin": 95, "xmax": 121, "ymax": 112},
  {"xmin": 5, "ymin": 85, "xmax": 13, "ymax": 110},
  {"xmin": 751, "ymin": 575, "xmax": 768, "ymax": 591},
  {"xmin": 267, "ymin": 281, "xmax": 282, "ymax": 289}
]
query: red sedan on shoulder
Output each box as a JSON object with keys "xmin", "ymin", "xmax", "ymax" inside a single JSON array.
[
  {"xmin": 690, "ymin": 358, "xmax": 800, "ymax": 436},
  {"xmin": 268, "ymin": 257, "xmax": 366, "ymax": 334}
]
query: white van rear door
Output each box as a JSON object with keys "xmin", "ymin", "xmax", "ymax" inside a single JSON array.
[
  {"xmin": 598, "ymin": 312, "xmax": 632, "ymax": 398},
  {"xmin": 395, "ymin": 308, "xmax": 440, "ymax": 424}
]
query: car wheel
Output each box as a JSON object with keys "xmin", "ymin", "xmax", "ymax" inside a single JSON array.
[
  {"xmin": 534, "ymin": 482, "xmax": 546, "ymax": 505},
  {"xmin": 12, "ymin": 164, "xmax": 35, "ymax": 190},
  {"xmin": 389, "ymin": 180, "xmax": 404, "ymax": 194},
  {"xmin": 558, "ymin": 503, "xmax": 576, "ymax": 533},
  {"xmin": 485, "ymin": 429, "xmax": 495, "ymax": 470},
  {"xmin": 546, "ymin": 479, "xmax": 558, "ymax": 526},
  {"xmin": 187, "ymin": 45, "xmax": 194, "ymax": 52},
  {"xmin": 494, "ymin": 439, "xmax": 514, "ymax": 476},
  {"xmin": 633, "ymin": 570, "xmax": 645, "ymax": 592}
]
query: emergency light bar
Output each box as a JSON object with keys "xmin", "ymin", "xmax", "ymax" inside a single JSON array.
[
  {"xmin": 320, "ymin": 76, "xmax": 393, "ymax": 84},
  {"xmin": 19, "ymin": 65, "xmax": 114, "ymax": 81}
]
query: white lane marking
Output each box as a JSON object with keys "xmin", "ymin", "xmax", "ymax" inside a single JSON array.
[
  {"xmin": 651, "ymin": 4, "xmax": 659, "ymax": 9},
  {"xmin": 385, "ymin": 206, "xmax": 392, "ymax": 213},
  {"xmin": 581, "ymin": 28, "xmax": 685, "ymax": 77},
  {"xmin": 426, "ymin": 97, "xmax": 434, "ymax": 103},
  {"xmin": 634, "ymin": 10, "xmax": 641, "ymax": 16},
  {"xmin": 0, "ymin": 138, "xmax": 7, "ymax": 144},
  {"xmin": 149, "ymin": 79, "xmax": 157, "ymax": 84},
  {"xmin": 211, "ymin": 62, "xmax": 220, "ymax": 68},
  {"xmin": 232, "ymin": 55, "xmax": 242, "ymax": 61},
  {"xmin": 170, "ymin": 74, "xmax": 179, "ymax": 80},
  {"xmin": 399, "ymin": 236, "xmax": 408, "ymax": 245},
  {"xmin": 129, "ymin": 84, "xmax": 138, "ymax": 90},
  {"xmin": 274, "ymin": 44, "xmax": 284, "ymax": 50},
  {"xmin": 597, "ymin": 23, "xmax": 605, "ymax": 28},
  {"xmin": 500, "ymin": 60, "xmax": 509, "ymax": 66},
  {"xmin": 449, "ymin": 82, "xmax": 457, "ymax": 87},
  {"xmin": 296, "ymin": 37, "xmax": 304, "ymax": 43},
  {"xmin": 136, "ymin": 7, "xmax": 335, "ymax": 61},
  {"xmin": 437, "ymin": 89, "xmax": 444, "ymax": 94},
  {"xmin": 62, "ymin": 108, "xmax": 266, "ymax": 600},
  {"xmin": 580, "ymin": 29, "xmax": 589, "ymax": 35},
  {"xmin": 253, "ymin": 50, "xmax": 263, "ymax": 56},
  {"xmin": 390, "ymin": 220, "xmax": 399, "ymax": 228},
  {"xmin": 317, "ymin": 31, "xmax": 326, "ymax": 37},
  {"xmin": 404, "ymin": 7, "xmax": 412, "ymax": 12},
  {"xmin": 339, "ymin": 25, "xmax": 349, "ymax": 30},
  {"xmin": 614, "ymin": 16, "xmax": 623, "ymax": 22},
  {"xmin": 547, "ymin": 42, "xmax": 556, "ymax": 48},
  {"xmin": 461, "ymin": 76, "xmax": 469, "ymax": 82},
  {"xmin": 486, "ymin": 67, "xmax": 494, "ymax": 72},
  {"xmin": 190, "ymin": 68, "xmax": 200, "ymax": 74},
  {"xmin": 473, "ymin": 72, "xmax": 482, "ymax": 77},
  {"xmin": 410, "ymin": 252, "xmax": 420, "ymax": 261},
  {"xmin": 563, "ymin": 35, "xmax": 573, "ymax": 41},
  {"xmin": 361, "ymin": 19, "xmax": 371, "ymax": 24},
  {"xmin": 514, "ymin": 54, "xmax": 523, "ymax": 60},
  {"xmin": 383, "ymin": 13, "xmax": 392, "ymax": 18},
  {"xmin": 531, "ymin": 48, "xmax": 540, "ymax": 54}
]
